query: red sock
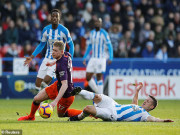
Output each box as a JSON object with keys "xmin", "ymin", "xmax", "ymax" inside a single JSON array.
[
  {"xmin": 29, "ymin": 101, "xmax": 40, "ymax": 118},
  {"xmin": 66, "ymin": 109, "xmax": 82, "ymax": 117}
]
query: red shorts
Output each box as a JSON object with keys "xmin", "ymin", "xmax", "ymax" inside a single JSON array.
[{"xmin": 45, "ymin": 81, "xmax": 75, "ymax": 114}]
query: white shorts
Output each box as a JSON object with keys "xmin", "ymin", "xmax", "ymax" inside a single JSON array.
[
  {"xmin": 95, "ymin": 94, "xmax": 118, "ymax": 121},
  {"xmin": 86, "ymin": 58, "xmax": 106, "ymax": 73},
  {"xmin": 37, "ymin": 58, "xmax": 56, "ymax": 79}
]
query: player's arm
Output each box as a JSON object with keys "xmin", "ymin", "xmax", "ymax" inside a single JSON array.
[
  {"xmin": 104, "ymin": 32, "xmax": 113, "ymax": 64},
  {"xmin": 67, "ymin": 41, "xmax": 74, "ymax": 59},
  {"xmin": 24, "ymin": 27, "xmax": 47, "ymax": 66},
  {"xmin": 50, "ymin": 80, "xmax": 68, "ymax": 108},
  {"xmin": 24, "ymin": 42, "xmax": 46, "ymax": 66},
  {"xmin": 65, "ymin": 29, "xmax": 74, "ymax": 59},
  {"xmin": 132, "ymin": 82, "xmax": 143, "ymax": 105},
  {"xmin": 147, "ymin": 116, "xmax": 174, "ymax": 122},
  {"xmin": 82, "ymin": 44, "xmax": 92, "ymax": 66}
]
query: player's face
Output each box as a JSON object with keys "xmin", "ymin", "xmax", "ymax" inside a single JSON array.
[
  {"xmin": 52, "ymin": 46, "xmax": 61, "ymax": 59},
  {"xmin": 51, "ymin": 12, "xmax": 60, "ymax": 24},
  {"xmin": 141, "ymin": 97, "xmax": 154, "ymax": 111},
  {"xmin": 94, "ymin": 20, "xmax": 102, "ymax": 28}
]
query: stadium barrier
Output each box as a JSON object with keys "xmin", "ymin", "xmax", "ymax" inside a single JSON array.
[{"xmin": 0, "ymin": 58, "xmax": 180, "ymax": 99}]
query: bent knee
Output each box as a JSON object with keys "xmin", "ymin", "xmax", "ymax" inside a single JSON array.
[
  {"xmin": 33, "ymin": 96, "xmax": 41, "ymax": 104},
  {"xmin": 83, "ymin": 105, "xmax": 93, "ymax": 113}
]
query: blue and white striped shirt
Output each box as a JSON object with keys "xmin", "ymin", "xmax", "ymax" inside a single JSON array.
[
  {"xmin": 83, "ymin": 28, "xmax": 113, "ymax": 60},
  {"xmin": 115, "ymin": 104, "xmax": 150, "ymax": 122},
  {"xmin": 32, "ymin": 24, "xmax": 74, "ymax": 59}
]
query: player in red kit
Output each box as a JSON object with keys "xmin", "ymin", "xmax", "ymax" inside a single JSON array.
[{"xmin": 18, "ymin": 41, "xmax": 82, "ymax": 121}]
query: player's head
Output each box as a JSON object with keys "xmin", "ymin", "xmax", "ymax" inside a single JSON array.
[
  {"xmin": 141, "ymin": 95, "xmax": 158, "ymax": 112},
  {"xmin": 94, "ymin": 18, "xmax": 102, "ymax": 30},
  {"xmin": 52, "ymin": 41, "xmax": 65, "ymax": 59},
  {"xmin": 51, "ymin": 9, "xmax": 61, "ymax": 24}
]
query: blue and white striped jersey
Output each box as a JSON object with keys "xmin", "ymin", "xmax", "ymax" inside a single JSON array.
[
  {"xmin": 115, "ymin": 104, "xmax": 150, "ymax": 122},
  {"xmin": 83, "ymin": 28, "xmax": 113, "ymax": 60},
  {"xmin": 41, "ymin": 24, "xmax": 73, "ymax": 59}
]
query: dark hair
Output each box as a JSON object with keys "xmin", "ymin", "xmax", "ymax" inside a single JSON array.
[
  {"xmin": 51, "ymin": 9, "xmax": 61, "ymax": 16},
  {"xmin": 149, "ymin": 95, "xmax": 158, "ymax": 110}
]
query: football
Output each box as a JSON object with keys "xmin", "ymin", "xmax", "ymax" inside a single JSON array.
[{"xmin": 38, "ymin": 103, "xmax": 53, "ymax": 119}]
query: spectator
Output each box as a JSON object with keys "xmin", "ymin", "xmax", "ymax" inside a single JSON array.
[
  {"xmin": 37, "ymin": 3, "xmax": 48, "ymax": 23},
  {"xmin": 4, "ymin": 20, "xmax": 19, "ymax": 44},
  {"xmin": 154, "ymin": 24, "xmax": 164, "ymax": 52},
  {"xmin": 82, "ymin": 2, "xmax": 93, "ymax": 23},
  {"xmin": 74, "ymin": 43, "xmax": 82, "ymax": 57},
  {"xmin": 4, "ymin": 43, "xmax": 18, "ymax": 71},
  {"xmin": 16, "ymin": 4, "xmax": 27, "ymax": 20},
  {"xmin": 139, "ymin": 22, "xmax": 151, "ymax": 44},
  {"xmin": 165, "ymin": 32, "xmax": 176, "ymax": 57},
  {"xmin": 109, "ymin": 24, "xmax": 122, "ymax": 57},
  {"xmin": 164, "ymin": 22, "xmax": 176, "ymax": 40},
  {"xmin": 156, "ymin": 44, "xmax": 168, "ymax": 61},
  {"xmin": 118, "ymin": 30, "xmax": 133, "ymax": 57},
  {"xmin": 141, "ymin": 41, "xmax": 154, "ymax": 58},
  {"xmin": 103, "ymin": 14, "xmax": 112, "ymax": 30}
]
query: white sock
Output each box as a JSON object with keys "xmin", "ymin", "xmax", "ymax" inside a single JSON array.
[
  {"xmin": 79, "ymin": 90, "xmax": 95, "ymax": 100},
  {"xmin": 41, "ymin": 81, "xmax": 48, "ymax": 89},
  {"xmin": 88, "ymin": 78, "xmax": 98, "ymax": 93},
  {"xmin": 97, "ymin": 80, "xmax": 103, "ymax": 94},
  {"xmin": 78, "ymin": 111, "xmax": 89, "ymax": 120},
  {"xmin": 35, "ymin": 86, "xmax": 41, "ymax": 91}
]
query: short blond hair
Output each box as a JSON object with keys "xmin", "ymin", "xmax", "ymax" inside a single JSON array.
[{"xmin": 53, "ymin": 41, "xmax": 65, "ymax": 50}]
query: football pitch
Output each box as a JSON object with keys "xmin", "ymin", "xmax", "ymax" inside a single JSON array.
[{"xmin": 0, "ymin": 99, "xmax": 180, "ymax": 135}]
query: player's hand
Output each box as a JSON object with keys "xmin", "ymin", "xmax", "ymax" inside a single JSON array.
[
  {"xmin": 50, "ymin": 101, "xmax": 57, "ymax": 109},
  {"xmin": 46, "ymin": 61, "xmax": 56, "ymax": 66},
  {"xmin": 164, "ymin": 119, "xmax": 174, "ymax": 122},
  {"xmin": 83, "ymin": 60, "xmax": 86, "ymax": 66},
  {"xmin": 108, "ymin": 60, "xmax": 112, "ymax": 65},
  {"xmin": 133, "ymin": 82, "xmax": 143, "ymax": 92},
  {"xmin": 24, "ymin": 57, "xmax": 32, "ymax": 66}
]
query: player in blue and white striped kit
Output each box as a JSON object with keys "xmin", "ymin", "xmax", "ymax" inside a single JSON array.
[
  {"xmin": 83, "ymin": 18, "xmax": 113, "ymax": 94},
  {"xmin": 69, "ymin": 83, "xmax": 173, "ymax": 122},
  {"xmin": 24, "ymin": 9, "xmax": 74, "ymax": 92}
]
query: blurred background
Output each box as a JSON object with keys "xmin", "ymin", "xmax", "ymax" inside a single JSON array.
[{"xmin": 0, "ymin": 0, "xmax": 180, "ymax": 100}]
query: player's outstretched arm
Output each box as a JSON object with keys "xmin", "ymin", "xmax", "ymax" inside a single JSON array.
[
  {"xmin": 46, "ymin": 61, "xmax": 56, "ymax": 66},
  {"xmin": 24, "ymin": 42, "xmax": 46, "ymax": 66},
  {"xmin": 50, "ymin": 80, "xmax": 68, "ymax": 108},
  {"xmin": 82, "ymin": 44, "xmax": 92, "ymax": 66},
  {"xmin": 147, "ymin": 116, "xmax": 174, "ymax": 122},
  {"xmin": 132, "ymin": 82, "xmax": 143, "ymax": 105}
]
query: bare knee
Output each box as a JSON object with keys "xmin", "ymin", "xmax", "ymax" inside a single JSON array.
[
  {"xmin": 83, "ymin": 105, "xmax": 96, "ymax": 116},
  {"xmin": 83, "ymin": 105, "xmax": 93, "ymax": 114},
  {"xmin": 33, "ymin": 95, "xmax": 41, "ymax": 104}
]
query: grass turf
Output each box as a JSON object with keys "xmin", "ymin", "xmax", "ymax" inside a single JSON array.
[{"xmin": 0, "ymin": 99, "xmax": 179, "ymax": 135}]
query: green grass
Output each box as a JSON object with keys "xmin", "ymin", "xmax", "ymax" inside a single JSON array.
[{"xmin": 0, "ymin": 99, "xmax": 180, "ymax": 135}]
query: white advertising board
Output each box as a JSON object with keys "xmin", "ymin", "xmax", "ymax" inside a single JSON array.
[
  {"xmin": 13, "ymin": 58, "xmax": 29, "ymax": 75},
  {"xmin": 108, "ymin": 76, "xmax": 180, "ymax": 100}
]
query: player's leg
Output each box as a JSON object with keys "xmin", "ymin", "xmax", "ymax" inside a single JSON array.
[
  {"xmin": 96, "ymin": 73, "xmax": 103, "ymax": 94},
  {"xmin": 57, "ymin": 96, "xmax": 82, "ymax": 117},
  {"xmin": 86, "ymin": 58, "xmax": 99, "ymax": 93},
  {"xmin": 69, "ymin": 95, "xmax": 116, "ymax": 121},
  {"xmin": 71, "ymin": 86, "xmax": 95, "ymax": 100},
  {"xmin": 41, "ymin": 75, "xmax": 52, "ymax": 88},
  {"xmin": 18, "ymin": 89, "xmax": 49, "ymax": 121},
  {"xmin": 35, "ymin": 77, "xmax": 44, "ymax": 92},
  {"xmin": 96, "ymin": 58, "xmax": 106, "ymax": 94},
  {"xmin": 86, "ymin": 72, "xmax": 98, "ymax": 93}
]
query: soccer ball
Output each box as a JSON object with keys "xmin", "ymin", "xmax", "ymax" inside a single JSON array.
[{"xmin": 38, "ymin": 103, "xmax": 53, "ymax": 119}]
